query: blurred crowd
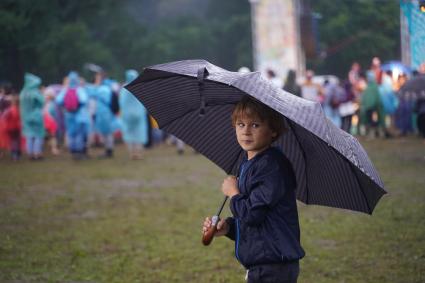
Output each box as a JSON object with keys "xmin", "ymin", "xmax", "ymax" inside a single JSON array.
[
  {"xmin": 1, "ymin": 57, "xmax": 425, "ymax": 162},
  {"xmin": 0, "ymin": 69, "xmax": 184, "ymax": 162},
  {"xmin": 271, "ymin": 57, "xmax": 425, "ymax": 140}
]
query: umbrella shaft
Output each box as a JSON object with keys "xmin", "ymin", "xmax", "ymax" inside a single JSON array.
[{"xmin": 216, "ymin": 196, "xmax": 228, "ymax": 217}]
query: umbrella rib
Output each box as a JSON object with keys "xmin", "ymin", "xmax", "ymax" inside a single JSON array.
[{"xmin": 287, "ymin": 120, "xmax": 309, "ymax": 203}]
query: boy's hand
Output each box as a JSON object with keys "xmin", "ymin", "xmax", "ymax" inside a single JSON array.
[
  {"xmin": 221, "ymin": 176, "xmax": 239, "ymax": 198},
  {"xmin": 202, "ymin": 217, "xmax": 228, "ymax": 237}
]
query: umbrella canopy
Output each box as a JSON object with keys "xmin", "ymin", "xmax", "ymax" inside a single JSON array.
[
  {"xmin": 381, "ymin": 60, "xmax": 412, "ymax": 76},
  {"xmin": 399, "ymin": 74, "xmax": 425, "ymax": 94},
  {"xmin": 126, "ymin": 59, "xmax": 386, "ymax": 214}
]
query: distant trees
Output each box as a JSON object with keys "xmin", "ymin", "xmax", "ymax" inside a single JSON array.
[
  {"xmin": 0, "ymin": 0, "xmax": 400, "ymax": 88},
  {"xmin": 0, "ymin": 0, "xmax": 251, "ymax": 88},
  {"xmin": 309, "ymin": 0, "xmax": 400, "ymax": 77},
  {"xmin": 1, "ymin": 0, "xmax": 120, "ymax": 86}
]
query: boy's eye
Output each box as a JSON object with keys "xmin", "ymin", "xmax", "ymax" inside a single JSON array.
[
  {"xmin": 237, "ymin": 122, "xmax": 244, "ymax": 127},
  {"xmin": 251, "ymin": 123, "xmax": 260, "ymax": 128}
]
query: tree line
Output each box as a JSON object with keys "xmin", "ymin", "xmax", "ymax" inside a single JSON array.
[{"xmin": 0, "ymin": 0, "xmax": 399, "ymax": 88}]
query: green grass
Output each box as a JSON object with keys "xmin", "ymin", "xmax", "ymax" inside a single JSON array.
[{"xmin": 0, "ymin": 138, "xmax": 424, "ymax": 283}]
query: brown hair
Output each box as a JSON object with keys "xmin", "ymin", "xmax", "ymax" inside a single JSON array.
[{"xmin": 231, "ymin": 96, "xmax": 287, "ymax": 141}]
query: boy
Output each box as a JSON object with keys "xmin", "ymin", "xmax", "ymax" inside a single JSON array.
[{"xmin": 203, "ymin": 96, "xmax": 305, "ymax": 283}]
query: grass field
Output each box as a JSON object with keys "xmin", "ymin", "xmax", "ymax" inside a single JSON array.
[{"xmin": 0, "ymin": 137, "xmax": 424, "ymax": 283}]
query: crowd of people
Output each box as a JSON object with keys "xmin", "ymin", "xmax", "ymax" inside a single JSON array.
[
  {"xmin": 0, "ymin": 69, "xmax": 184, "ymax": 162},
  {"xmin": 278, "ymin": 57, "xmax": 425, "ymax": 140},
  {"xmin": 1, "ymin": 58, "xmax": 424, "ymax": 162}
]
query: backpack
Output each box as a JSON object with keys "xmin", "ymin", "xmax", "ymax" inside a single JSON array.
[
  {"xmin": 64, "ymin": 88, "xmax": 79, "ymax": 112},
  {"xmin": 110, "ymin": 91, "xmax": 120, "ymax": 114}
]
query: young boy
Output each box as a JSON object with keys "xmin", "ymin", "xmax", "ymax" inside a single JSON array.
[{"xmin": 203, "ymin": 96, "xmax": 305, "ymax": 283}]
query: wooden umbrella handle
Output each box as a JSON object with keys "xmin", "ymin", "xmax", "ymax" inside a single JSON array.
[{"xmin": 202, "ymin": 215, "xmax": 219, "ymax": 246}]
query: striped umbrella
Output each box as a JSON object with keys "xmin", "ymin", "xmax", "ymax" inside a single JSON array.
[{"xmin": 126, "ymin": 59, "xmax": 386, "ymax": 214}]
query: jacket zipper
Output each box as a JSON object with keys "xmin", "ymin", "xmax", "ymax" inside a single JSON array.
[{"xmin": 235, "ymin": 218, "xmax": 241, "ymax": 263}]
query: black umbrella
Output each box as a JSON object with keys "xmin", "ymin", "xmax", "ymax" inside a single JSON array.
[
  {"xmin": 126, "ymin": 59, "xmax": 386, "ymax": 214},
  {"xmin": 399, "ymin": 74, "xmax": 425, "ymax": 94}
]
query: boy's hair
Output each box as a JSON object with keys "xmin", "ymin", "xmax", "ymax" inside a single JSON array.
[{"xmin": 231, "ymin": 96, "xmax": 287, "ymax": 141}]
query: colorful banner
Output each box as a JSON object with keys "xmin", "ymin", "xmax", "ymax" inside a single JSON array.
[
  {"xmin": 250, "ymin": 0, "xmax": 304, "ymax": 81},
  {"xmin": 400, "ymin": 0, "xmax": 425, "ymax": 69}
]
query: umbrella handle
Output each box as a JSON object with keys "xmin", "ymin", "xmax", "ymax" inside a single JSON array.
[
  {"xmin": 202, "ymin": 196, "xmax": 228, "ymax": 246},
  {"xmin": 202, "ymin": 215, "xmax": 219, "ymax": 246}
]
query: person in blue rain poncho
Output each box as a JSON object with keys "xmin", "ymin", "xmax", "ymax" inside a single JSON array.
[
  {"xmin": 20, "ymin": 73, "xmax": 45, "ymax": 160},
  {"xmin": 87, "ymin": 72, "xmax": 115, "ymax": 158},
  {"xmin": 119, "ymin": 70, "xmax": 149, "ymax": 159},
  {"xmin": 56, "ymin": 71, "xmax": 90, "ymax": 160},
  {"xmin": 378, "ymin": 72, "xmax": 398, "ymax": 138}
]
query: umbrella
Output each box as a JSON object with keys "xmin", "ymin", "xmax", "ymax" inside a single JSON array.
[
  {"xmin": 399, "ymin": 74, "xmax": 425, "ymax": 95},
  {"xmin": 126, "ymin": 59, "xmax": 386, "ymax": 214},
  {"xmin": 381, "ymin": 60, "xmax": 412, "ymax": 76},
  {"xmin": 84, "ymin": 63, "xmax": 104, "ymax": 73}
]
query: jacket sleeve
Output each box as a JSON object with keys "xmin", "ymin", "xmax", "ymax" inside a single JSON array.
[
  {"xmin": 224, "ymin": 217, "xmax": 236, "ymax": 241},
  {"xmin": 230, "ymin": 158, "xmax": 286, "ymax": 226}
]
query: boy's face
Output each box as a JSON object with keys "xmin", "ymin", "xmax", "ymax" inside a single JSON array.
[{"xmin": 235, "ymin": 113, "xmax": 277, "ymax": 160}]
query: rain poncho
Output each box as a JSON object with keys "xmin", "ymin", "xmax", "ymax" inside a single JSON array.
[
  {"xmin": 0, "ymin": 95, "xmax": 11, "ymax": 150},
  {"xmin": 87, "ymin": 81, "xmax": 115, "ymax": 135},
  {"xmin": 379, "ymin": 75, "xmax": 398, "ymax": 115},
  {"xmin": 19, "ymin": 73, "xmax": 45, "ymax": 138},
  {"xmin": 360, "ymin": 71, "xmax": 385, "ymax": 126},
  {"xmin": 56, "ymin": 72, "xmax": 90, "ymax": 137},
  {"xmin": 119, "ymin": 70, "xmax": 149, "ymax": 144}
]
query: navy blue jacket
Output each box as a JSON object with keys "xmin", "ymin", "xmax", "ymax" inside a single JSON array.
[{"xmin": 225, "ymin": 147, "xmax": 305, "ymax": 268}]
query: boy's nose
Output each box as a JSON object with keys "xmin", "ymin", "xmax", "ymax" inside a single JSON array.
[{"xmin": 242, "ymin": 127, "xmax": 251, "ymax": 135}]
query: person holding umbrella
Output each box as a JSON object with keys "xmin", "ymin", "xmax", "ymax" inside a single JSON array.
[
  {"xmin": 202, "ymin": 96, "xmax": 304, "ymax": 283},
  {"xmin": 127, "ymin": 59, "xmax": 386, "ymax": 282}
]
